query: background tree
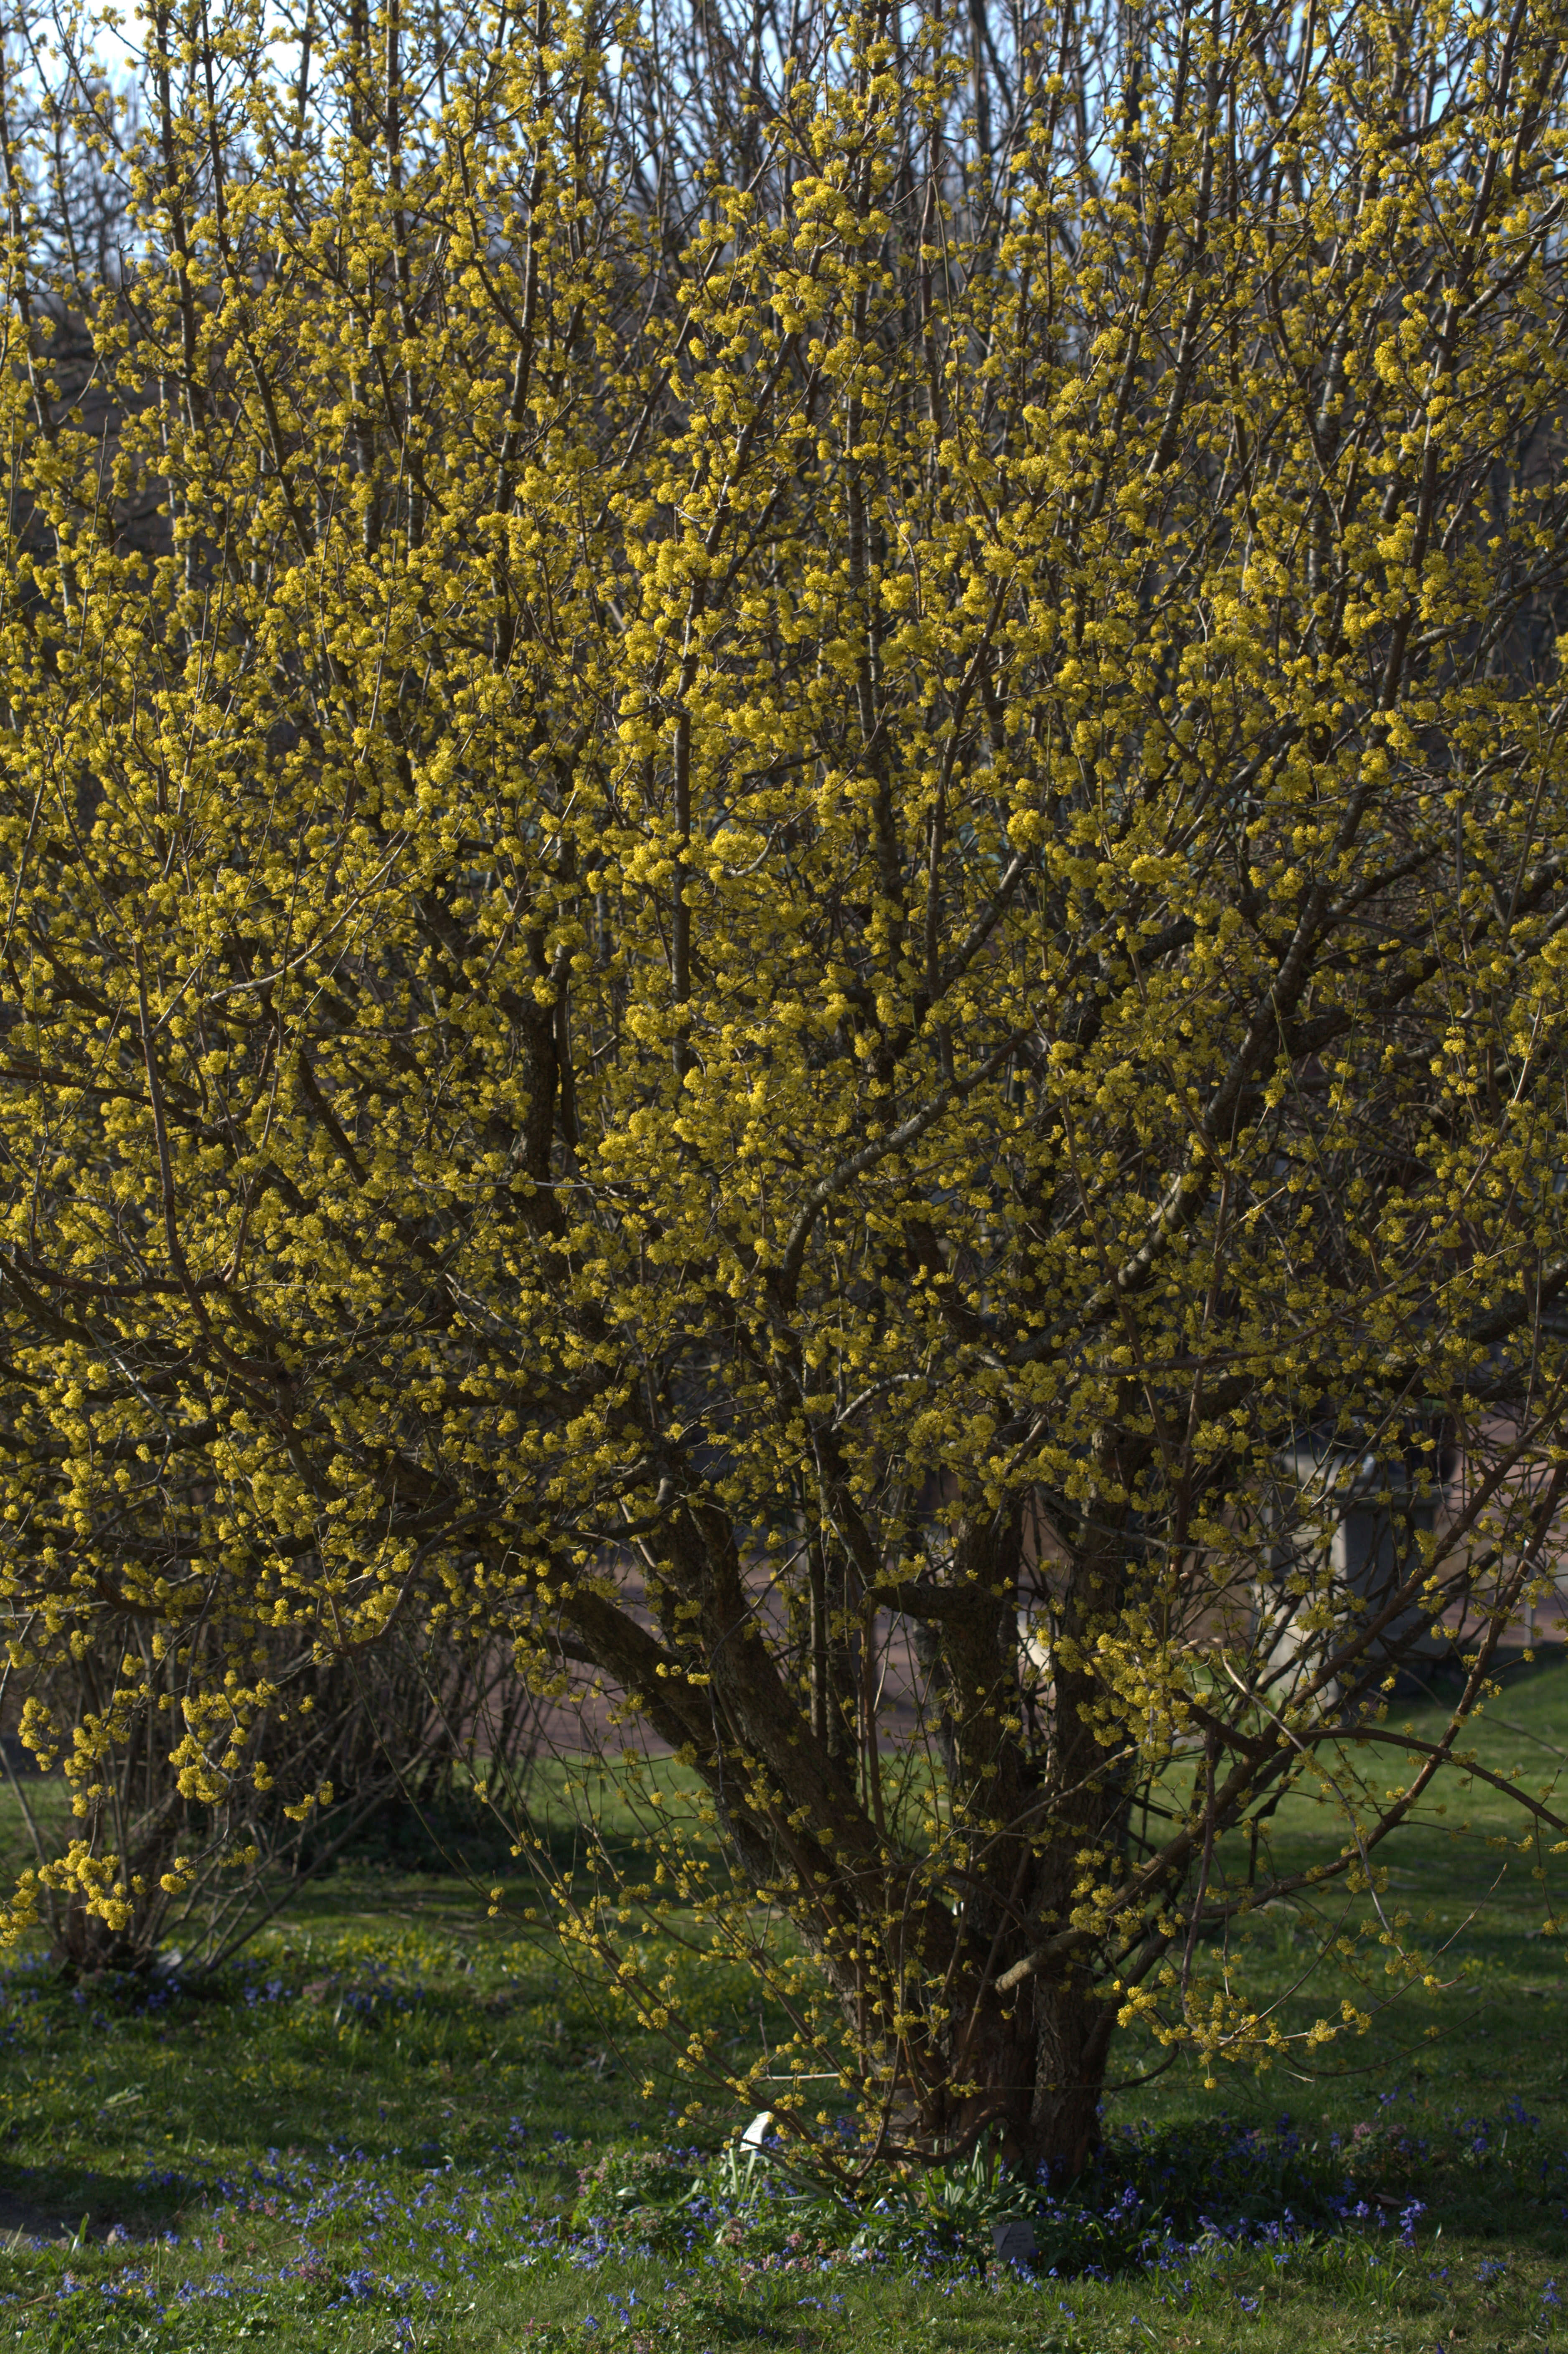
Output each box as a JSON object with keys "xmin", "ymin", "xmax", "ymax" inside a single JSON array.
[
  {"xmin": 0, "ymin": 1615, "xmax": 540, "ymax": 1976},
  {"xmin": 3, "ymin": 0, "xmax": 1568, "ymax": 2175}
]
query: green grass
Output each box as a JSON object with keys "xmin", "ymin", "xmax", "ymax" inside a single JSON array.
[{"xmin": 0, "ymin": 1657, "xmax": 1566, "ymax": 2350}]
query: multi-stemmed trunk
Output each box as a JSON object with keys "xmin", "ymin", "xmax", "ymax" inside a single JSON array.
[{"xmin": 601, "ymin": 1497, "xmax": 1142, "ymax": 2181}]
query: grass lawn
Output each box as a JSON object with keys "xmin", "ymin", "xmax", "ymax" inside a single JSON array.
[{"xmin": 0, "ymin": 1657, "xmax": 1566, "ymax": 2351}]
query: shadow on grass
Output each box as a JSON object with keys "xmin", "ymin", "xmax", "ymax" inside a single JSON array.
[{"xmin": 0, "ymin": 2153, "xmax": 167, "ymax": 2244}]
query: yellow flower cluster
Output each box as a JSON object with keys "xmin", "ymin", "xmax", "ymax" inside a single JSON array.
[{"xmin": 0, "ymin": 0, "xmax": 1566, "ymax": 2168}]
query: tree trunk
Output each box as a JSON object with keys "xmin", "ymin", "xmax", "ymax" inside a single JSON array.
[
  {"xmin": 938, "ymin": 1968, "xmax": 1113, "ymax": 2178},
  {"xmin": 1025, "ymin": 1974, "xmax": 1116, "ymax": 2177}
]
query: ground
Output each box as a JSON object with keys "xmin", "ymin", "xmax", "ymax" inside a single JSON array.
[{"xmin": 0, "ymin": 1656, "xmax": 1565, "ymax": 2351}]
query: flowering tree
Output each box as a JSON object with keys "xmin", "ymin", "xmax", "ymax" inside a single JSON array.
[{"xmin": 4, "ymin": 0, "xmax": 1568, "ymax": 2173}]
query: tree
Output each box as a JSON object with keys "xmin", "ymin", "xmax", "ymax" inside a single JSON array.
[
  {"xmin": 1, "ymin": 1608, "xmax": 539, "ymax": 1975},
  {"xmin": 4, "ymin": 0, "xmax": 1568, "ymax": 2175}
]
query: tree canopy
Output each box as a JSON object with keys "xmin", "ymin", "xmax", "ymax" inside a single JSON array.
[{"xmin": 4, "ymin": 0, "xmax": 1568, "ymax": 2173}]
